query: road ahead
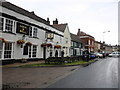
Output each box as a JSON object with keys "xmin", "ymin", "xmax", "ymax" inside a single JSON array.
[{"xmin": 47, "ymin": 57, "xmax": 118, "ymax": 88}]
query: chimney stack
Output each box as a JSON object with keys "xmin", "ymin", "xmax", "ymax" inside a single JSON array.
[
  {"xmin": 77, "ymin": 28, "xmax": 81, "ymax": 36},
  {"xmin": 31, "ymin": 11, "xmax": 35, "ymax": 15},
  {"xmin": 53, "ymin": 18, "xmax": 58, "ymax": 24},
  {"xmin": 47, "ymin": 18, "xmax": 50, "ymax": 24}
]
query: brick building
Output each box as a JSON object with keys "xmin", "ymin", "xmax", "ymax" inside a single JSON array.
[{"xmin": 77, "ymin": 29, "xmax": 95, "ymax": 53}]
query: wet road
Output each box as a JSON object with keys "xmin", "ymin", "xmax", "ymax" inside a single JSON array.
[{"xmin": 47, "ymin": 57, "xmax": 118, "ymax": 88}]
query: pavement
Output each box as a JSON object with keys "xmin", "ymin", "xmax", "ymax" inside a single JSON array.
[
  {"xmin": 1, "ymin": 60, "xmax": 45, "ymax": 68},
  {"xmin": 2, "ymin": 60, "xmax": 81, "ymax": 89}
]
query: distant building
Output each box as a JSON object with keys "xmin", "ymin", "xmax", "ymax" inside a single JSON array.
[
  {"xmin": 94, "ymin": 41, "xmax": 101, "ymax": 53},
  {"xmin": 70, "ymin": 33, "xmax": 83, "ymax": 56},
  {"xmin": 77, "ymin": 29, "xmax": 95, "ymax": 53}
]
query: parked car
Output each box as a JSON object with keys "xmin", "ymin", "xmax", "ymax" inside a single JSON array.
[
  {"xmin": 89, "ymin": 53, "xmax": 96, "ymax": 59},
  {"xmin": 94, "ymin": 53, "xmax": 103, "ymax": 58},
  {"xmin": 100, "ymin": 53, "xmax": 107, "ymax": 58},
  {"xmin": 108, "ymin": 52, "xmax": 120, "ymax": 57}
]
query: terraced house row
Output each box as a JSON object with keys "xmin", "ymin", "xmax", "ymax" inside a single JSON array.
[{"xmin": 0, "ymin": 1, "xmax": 116, "ymax": 64}]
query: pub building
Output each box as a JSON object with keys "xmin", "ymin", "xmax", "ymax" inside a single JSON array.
[{"xmin": 0, "ymin": 1, "xmax": 64, "ymax": 64}]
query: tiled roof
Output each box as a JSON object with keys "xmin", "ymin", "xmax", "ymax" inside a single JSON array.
[
  {"xmin": 80, "ymin": 31, "xmax": 94, "ymax": 39},
  {"xmin": 1, "ymin": 1, "xmax": 50, "ymax": 25},
  {"xmin": 52, "ymin": 24, "xmax": 67, "ymax": 32},
  {"xmin": 70, "ymin": 33, "xmax": 81, "ymax": 43}
]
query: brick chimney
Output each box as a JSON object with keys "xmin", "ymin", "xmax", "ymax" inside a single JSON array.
[
  {"xmin": 53, "ymin": 18, "xmax": 58, "ymax": 24},
  {"xmin": 77, "ymin": 28, "xmax": 81, "ymax": 36},
  {"xmin": 47, "ymin": 18, "xmax": 50, "ymax": 24},
  {"xmin": 31, "ymin": 11, "xmax": 35, "ymax": 15}
]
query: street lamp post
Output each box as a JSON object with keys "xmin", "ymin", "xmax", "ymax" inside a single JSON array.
[
  {"xmin": 102, "ymin": 30, "xmax": 110, "ymax": 53},
  {"xmin": 102, "ymin": 30, "xmax": 110, "ymax": 42}
]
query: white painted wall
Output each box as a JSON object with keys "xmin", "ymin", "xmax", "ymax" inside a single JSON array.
[
  {"xmin": 0, "ymin": 5, "xmax": 64, "ymax": 60},
  {"xmin": 63, "ymin": 25, "xmax": 71, "ymax": 57}
]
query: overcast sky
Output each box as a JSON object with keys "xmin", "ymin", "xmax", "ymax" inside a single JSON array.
[{"xmin": 6, "ymin": 0, "xmax": 119, "ymax": 45}]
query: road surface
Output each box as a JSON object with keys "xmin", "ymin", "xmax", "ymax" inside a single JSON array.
[{"xmin": 47, "ymin": 57, "xmax": 119, "ymax": 88}]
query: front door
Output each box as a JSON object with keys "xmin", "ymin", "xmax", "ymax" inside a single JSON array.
[{"xmin": 43, "ymin": 47, "xmax": 46, "ymax": 59}]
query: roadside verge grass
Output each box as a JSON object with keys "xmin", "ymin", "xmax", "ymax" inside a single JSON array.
[{"xmin": 20, "ymin": 60, "xmax": 95, "ymax": 67}]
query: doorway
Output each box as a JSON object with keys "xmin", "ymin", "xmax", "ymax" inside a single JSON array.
[{"xmin": 43, "ymin": 47, "xmax": 46, "ymax": 59}]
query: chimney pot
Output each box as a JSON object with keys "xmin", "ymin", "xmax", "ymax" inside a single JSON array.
[{"xmin": 53, "ymin": 18, "xmax": 58, "ymax": 24}]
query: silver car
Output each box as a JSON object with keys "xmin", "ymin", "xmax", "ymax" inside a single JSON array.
[{"xmin": 108, "ymin": 52, "xmax": 120, "ymax": 57}]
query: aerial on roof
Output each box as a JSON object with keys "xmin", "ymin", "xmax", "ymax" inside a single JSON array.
[{"xmin": 1, "ymin": 1, "xmax": 50, "ymax": 25}]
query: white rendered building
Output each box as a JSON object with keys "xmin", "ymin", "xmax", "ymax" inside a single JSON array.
[{"xmin": 0, "ymin": 1, "xmax": 64, "ymax": 63}]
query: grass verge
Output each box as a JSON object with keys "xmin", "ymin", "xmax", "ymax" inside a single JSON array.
[{"xmin": 20, "ymin": 60, "xmax": 95, "ymax": 67}]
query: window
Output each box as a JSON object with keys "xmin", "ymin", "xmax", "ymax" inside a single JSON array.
[
  {"xmin": 5, "ymin": 19, "xmax": 13, "ymax": 32},
  {"xmin": 0, "ymin": 17, "xmax": 4, "ymax": 31},
  {"xmin": 29, "ymin": 45, "xmax": 37, "ymax": 58},
  {"xmin": 29, "ymin": 26, "xmax": 32, "ymax": 37},
  {"xmin": 32, "ymin": 45, "xmax": 37, "ymax": 57},
  {"xmin": 29, "ymin": 46, "xmax": 32, "ymax": 58},
  {"xmin": 0, "ymin": 42, "xmax": 3, "ymax": 59},
  {"xmin": 71, "ymin": 41, "xmax": 74, "ymax": 47},
  {"xmin": 88, "ymin": 40, "xmax": 90, "ymax": 45},
  {"xmin": 4, "ymin": 43, "xmax": 13, "ymax": 59},
  {"xmin": 74, "ymin": 42, "xmax": 77, "ymax": 47},
  {"xmin": 33, "ymin": 27, "xmax": 38, "ymax": 38}
]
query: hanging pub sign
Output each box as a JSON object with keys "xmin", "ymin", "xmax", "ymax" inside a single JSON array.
[
  {"xmin": 16, "ymin": 22, "xmax": 29, "ymax": 35},
  {"xmin": 46, "ymin": 32, "xmax": 54, "ymax": 39}
]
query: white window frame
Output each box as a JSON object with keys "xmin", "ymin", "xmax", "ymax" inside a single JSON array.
[
  {"xmin": 0, "ymin": 16, "xmax": 4, "ymax": 31},
  {"xmin": 29, "ymin": 26, "xmax": 38, "ymax": 38},
  {"xmin": 3, "ymin": 42, "xmax": 14, "ymax": 59},
  {"xmin": 0, "ymin": 42, "xmax": 3, "ymax": 59},
  {"xmin": 32, "ymin": 45, "xmax": 37, "ymax": 57},
  {"xmin": 29, "ymin": 45, "xmax": 32, "ymax": 58},
  {"xmin": 29, "ymin": 45, "xmax": 38, "ymax": 58},
  {"xmin": 29, "ymin": 26, "xmax": 33, "ymax": 37},
  {"xmin": 88, "ymin": 40, "xmax": 90, "ymax": 45},
  {"xmin": 33, "ymin": 27, "xmax": 38, "ymax": 38},
  {"xmin": 4, "ymin": 18, "xmax": 14, "ymax": 33}
]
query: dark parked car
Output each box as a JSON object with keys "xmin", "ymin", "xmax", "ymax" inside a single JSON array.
[{"xmin": 89, "ymin": 53, "xmax": 96, "ymax": 59}]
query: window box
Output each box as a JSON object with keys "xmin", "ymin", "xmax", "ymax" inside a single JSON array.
[
  {"xmin": 41, "ymin": 43, "xmax": 52, "ymax": 47},
  {"xmin": 17, "ymin": 40, "xmax": 25, "ymax": 44},
  {"xmin": 0, "ymin": 38, "xmax": 7, "ymax": 43},
  {"xmin": 54, "ymin": 45, "xmax": 61, "ymax": 48},
  {"xmin": 26, "ymin": 42, "xmax": 32, "ymax": 46}
]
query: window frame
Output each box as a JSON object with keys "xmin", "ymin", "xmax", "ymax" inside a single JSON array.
[
  {"xmin": 4, "ymin": 42, "xmax": 13, "ymax": 59},
  {"xmin": 33, "ymin": 27, "xmax": 38, "ymax": 38},
  {"xmin": 4, "ymin": 18, "xmax": 14, "ymax": 33},
  {"xmin": 29, "ymin": 45, "xmax": 37, "ymax": 58},
  {"xmin": 0, "ymin": 17, "xmax": 4, "ymax": 31}
]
